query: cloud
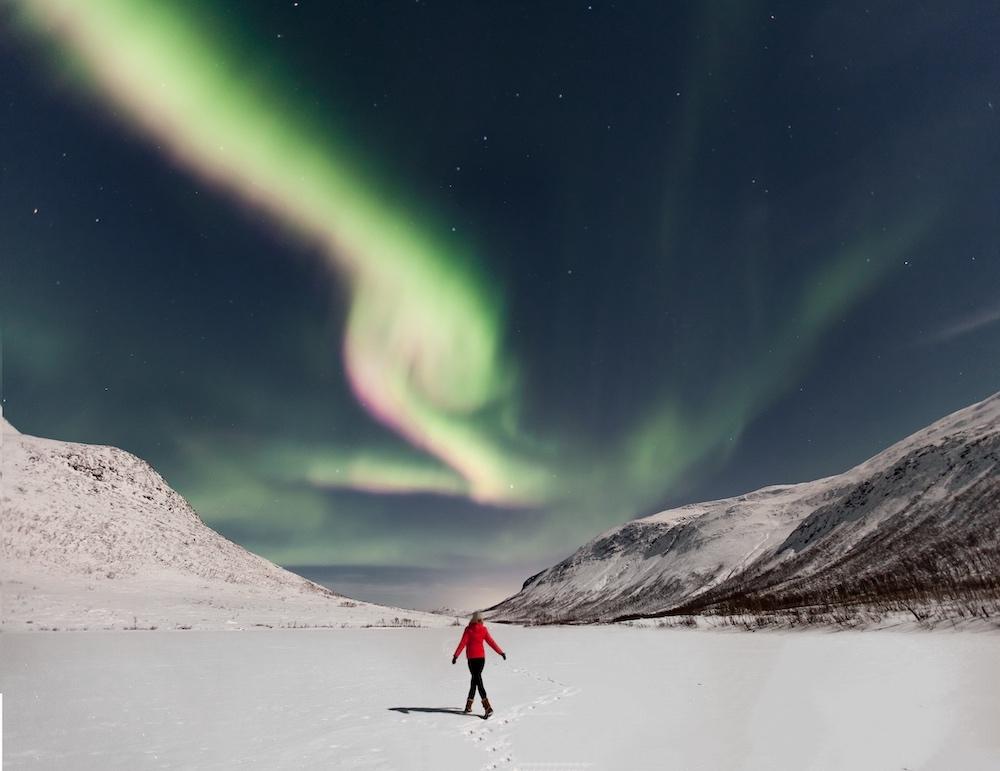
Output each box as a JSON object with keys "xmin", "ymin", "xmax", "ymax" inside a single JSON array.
[{"xmin": 923, "ymin": 303, "xmax": 1000, "ymax": 345}]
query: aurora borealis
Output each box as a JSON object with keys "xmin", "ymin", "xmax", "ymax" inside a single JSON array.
[{"xmin": 4, "ymin": 1, "xmax": 999, "ymax": 609}]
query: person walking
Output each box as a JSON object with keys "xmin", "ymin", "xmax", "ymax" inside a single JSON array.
[{"xmin": 452, "ymin": 610, "xmax": 506, "ymax": 718}]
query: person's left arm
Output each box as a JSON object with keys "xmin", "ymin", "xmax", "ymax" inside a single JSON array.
[{"xmin": 452, "ymin": 628, "xmax": 469, "ymax": 663}]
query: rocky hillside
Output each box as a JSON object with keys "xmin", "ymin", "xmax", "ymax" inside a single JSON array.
[
  {"xmin": 488, "ymin": 392, "xmax": 1000, "ymax": 624},
  {"xmin": 0, "ymin": 417, "xmax": 447, "ymax": 630}
]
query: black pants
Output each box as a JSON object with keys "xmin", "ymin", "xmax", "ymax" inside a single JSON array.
[{"xmin": 467, "ymin": 657, "xmax": 487, "ymax": 700}]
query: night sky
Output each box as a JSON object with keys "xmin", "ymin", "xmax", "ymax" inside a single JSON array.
[{"xmin": 4, "ymin": 1, "xmax": 999, "ymax": 610}]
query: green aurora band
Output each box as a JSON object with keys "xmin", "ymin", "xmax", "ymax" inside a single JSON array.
[
  {"xmin": 10, "ymin": 0, "xmax": 557, "ymax": 505},
  {"xmin": 10, "ymin": 0, "xmax": 934, "ymax": 556}
]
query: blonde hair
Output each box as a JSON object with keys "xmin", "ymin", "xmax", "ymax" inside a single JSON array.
[{"xmin": 470, "ymin": 610, "xmax": 483, "ymax": 623}]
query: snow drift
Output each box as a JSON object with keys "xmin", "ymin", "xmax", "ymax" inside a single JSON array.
[
  {"xmin": 0, "ymin": 416, "xmax": 447, "ymax": 630},
  {"xmin": 489, "ymin": 392, "xmax": 1000, "ymax": 624}
]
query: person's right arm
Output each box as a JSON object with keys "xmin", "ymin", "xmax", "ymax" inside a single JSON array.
[{"xmin": 484, "ymin": 627, "xmax": 505, "ymax": 658}]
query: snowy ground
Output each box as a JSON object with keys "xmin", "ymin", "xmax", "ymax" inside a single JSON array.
[
  {"xmin": 2, "ymin": 625, "xmax": 998, "ymax": 770},
  {"xmin": 0, "ymin": 569, "xmax": 449, "ymax": 632}
]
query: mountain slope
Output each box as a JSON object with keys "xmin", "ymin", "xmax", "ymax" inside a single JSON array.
[
  {"xmin": 489, "ymin": 392, "xmax": 1000, "ymax": 623},
  {"xmin": 0, "ymin": 417, "xmax": 447, "ymax": 630}
]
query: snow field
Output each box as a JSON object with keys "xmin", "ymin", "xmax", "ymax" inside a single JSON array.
[{"xmin": 2, "ymin": 625, "xmax": 998, "ymax": 770}]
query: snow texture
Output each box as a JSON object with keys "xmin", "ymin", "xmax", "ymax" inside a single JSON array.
[
  {"xmin": 490, "ymin": 391, "xmax": 1000, "ymax": 623},
  {"xmin": 2, "ymin": 625, "xmax": 998, "ymax": 770},
  {"xmin": 0, "ymin": 415, "xmax": 448, "ymax": 631}
]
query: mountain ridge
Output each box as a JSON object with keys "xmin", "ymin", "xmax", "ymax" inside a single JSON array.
[
  {"xmin": 488, "ymin": 391, "xmax": 1000, "ymax": 624},
  {"xmin": 1, "ymin": 416, "xmax": 448, "ymax": 630}
]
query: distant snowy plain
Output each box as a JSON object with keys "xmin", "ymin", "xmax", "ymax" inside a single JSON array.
[{"xmin": 3, "ymin": 625, "xmax": 998, "ymax": 770}]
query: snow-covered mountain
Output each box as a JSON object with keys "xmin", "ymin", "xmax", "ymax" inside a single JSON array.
[
  {"xmin": 489, "ymin": 392, "xmax": 1000, "ymax": 623},
  {"xmin": 0, "ymin": 416, "xmax": 448, "ymax": 630}
]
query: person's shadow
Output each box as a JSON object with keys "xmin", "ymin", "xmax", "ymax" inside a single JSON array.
[{"xmin": 389, "ymin": 707, "xmax": 480, "ymax": 718}]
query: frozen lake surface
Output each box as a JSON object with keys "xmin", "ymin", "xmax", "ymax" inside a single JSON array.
[{"xmin": 2, "ymin": 625, "xmax": 998, "ymax": 770}]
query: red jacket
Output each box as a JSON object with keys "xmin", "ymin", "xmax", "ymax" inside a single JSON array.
[{"xmin": 453, "ymin": 621, "xmax": 504, "ymax": 659}]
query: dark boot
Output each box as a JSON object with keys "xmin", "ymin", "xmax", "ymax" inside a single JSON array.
[
  {"xmin": 463, "ymin": 698, "xmax": 473, "ymax": 714},
  {"xmin": 482, "ymin": 697, "xmax": 493, "ymax": 718}
]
